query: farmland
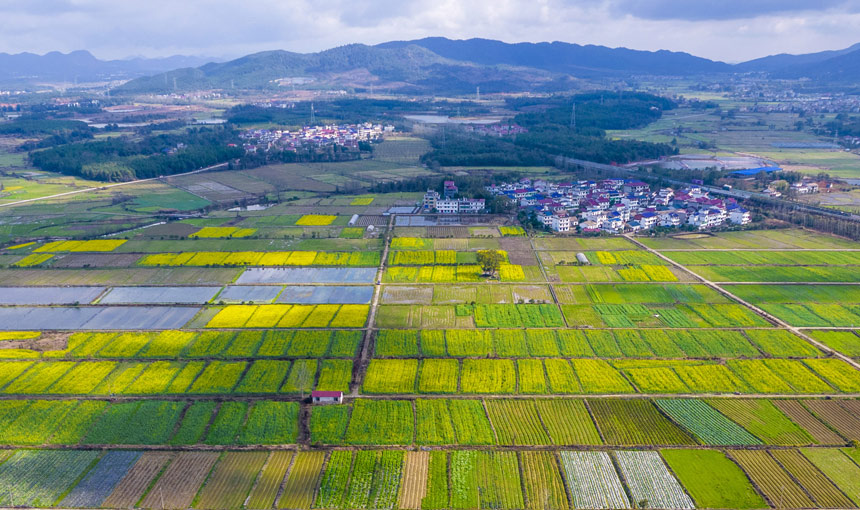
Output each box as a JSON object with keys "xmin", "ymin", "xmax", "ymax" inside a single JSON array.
[{"xmin": 2, "ymin": 183, "xmax": 860, "ymax": 510}]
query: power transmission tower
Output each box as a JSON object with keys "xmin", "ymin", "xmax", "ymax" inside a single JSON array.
[
  {"xmin": 310, "ymin": 103, "xmax": 315, "ymax": 124},
  {"xmin": 476, "ymin": 86, "xmax": 480, "ymax": 101},
  {"xmin": 570, "ymin": 102, "xmax": 576, "ymax": 129}
]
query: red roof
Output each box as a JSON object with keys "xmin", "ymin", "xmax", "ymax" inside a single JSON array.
[{"xmin": 311, "ymin": 391, "xmax": 342, "ymax": 398}]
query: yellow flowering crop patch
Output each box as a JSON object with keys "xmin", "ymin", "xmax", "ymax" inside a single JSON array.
[
  {"xmin": 34, "ymin": 239, "xmax": 126, "ymax": 253},
  {"xmin": 330, "ymin": 305, "xmax": 370, "ymax": 327},
  {"xmin": 190, "ymin": 226, "xmax": 258, "ymax": 238},
  {"xmin": 246, "ymin": 304, "xmax": 293, "ymax": 328},
  {"xmin": 391, "ymin": 237, "xmax": 433, "ymax": 250},
  {"xmin": 277, "ymin": 306, "xmax": 315, "ymax": 327},
  {"xmin": 257, "ymin": 252, "xmax": 293, "ymax": 265},
  {"xmin": 499, "ymin": 226, "xmax": 526, "ymax": 236},
  {"xmin": 139, "ymin": 250, "xmax": 379, "ymax": 267},
  {"xmin": 313, "ymin": 252, "xmax": 351, "ymax": 265},
  {"xmin": 206, "ymin": 304, "xmax": 368, "ymax": 328},
  {"xmin": 0, "ymin": 331, "xmax": 40, "ymax": 341},
  {"xmin": 13, "ymin": 253, "xmax": 53, "ymax": 267},
  {"xmin": 5, "ymin": 242, "xmax": 34, "ymax": 250},
  {"xmin": 187, "ymin": 252, "xmax": 230, "ymax": 265},
  {"xmin": 296, "ymin": 214, "xmax": 337, "ymax": 226},
  {"xmin": 302, "ymin": 305, "xmax": 340, "ymax": 328},
  {"xmin": 350, "ymin": 197, "xmax": 374, "ymax": 205},
  {"xmin": 499, "ymin": 263, "xmax": 526, "ymax": 282},
  {"xmin": 207, "ymin": 305, "xmax": 257, "ymax": 328},
  {"xmin": 222, "ymin": 251, "xmax": 265, "ymax": 266},
  {"xmin": 286, "ymin": 251, "xmax": 318, "ymax": 265}
]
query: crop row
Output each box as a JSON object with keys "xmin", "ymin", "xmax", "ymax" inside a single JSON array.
[
  {"xmin": 0, "ymin": 446, "xmax": 858, "ymax": 509},
  {"xmin": 308, "ymin": 397, "xmax": 860, "ymax": 447},
  {"xmin": 25, "ymin": 330, "xmax": 363, "ymax": 360},
  {"xmin": 138, "ymin": 250, "xmax": 380, "ymax": 267},
  {"xmin": 0, "ymin": 358, "xmax": 351, "ymax": 396},
  {"xmin": 666, "ymin": 249, "xmax": 860, "ymax": 266},
  {"xmin": 0, "ymin": 399, "xmax": 299, "ymax": 447},
  {"xmin": 373, "ymin": 328, "xmax": 818, "ymax": 359},
  {"xmin": 554, "ymin": 264, "xmax": 680, "ymax": 283},
  {"xmin": 206, "ymin": 304, "xmax": 369, "ymax": 328},
  {"xmin": 361, "ymin": 356, "xmax": 856, "ymax": 395}
]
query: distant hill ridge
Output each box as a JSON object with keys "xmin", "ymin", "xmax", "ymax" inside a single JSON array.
[{"xmin": 5, "ymin": 37, "xmax": 860, "ymax": 91}]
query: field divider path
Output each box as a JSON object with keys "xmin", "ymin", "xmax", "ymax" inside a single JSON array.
[
  {"xmin": 529, "ymin": 235, "xmax": 568, "ymax": 327},
  {"xmin": 0, "ymin": 392, "xmax": 858, "ymax": 403},
  {"xmin": 625, "ymin": 234, "xmax": 860, "ymax": 371},
  {"xmin": 350, "ymin": 214, "xmax": 395, "ymax": 397}
]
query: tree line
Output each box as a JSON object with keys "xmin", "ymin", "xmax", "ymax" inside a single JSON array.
[{"xmin": 29, "ymin": 127, "xmax": 243, "ymax": 181}]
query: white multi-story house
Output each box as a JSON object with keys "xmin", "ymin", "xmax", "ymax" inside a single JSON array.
[
  {"xmin": 551, "ymin": 211, "xmax": 572, "ymax": 232},
  {"xmin": 728, "ymin": 207, "xmax": 752, "ymax": 225}
]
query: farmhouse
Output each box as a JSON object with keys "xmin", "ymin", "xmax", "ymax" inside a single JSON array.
[{"xmin": 311, "ymin": 390, "xmax": 343, "ymax": 404}]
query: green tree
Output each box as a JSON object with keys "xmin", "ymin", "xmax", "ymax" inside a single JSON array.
[{"xmin": 476, "ymin": 250, "xmax": 504, "ymax": 278}]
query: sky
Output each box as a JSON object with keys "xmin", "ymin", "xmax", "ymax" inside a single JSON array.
[{"xmin": 2, "ymin": 0, "xmax": 860, "ymax": 62}]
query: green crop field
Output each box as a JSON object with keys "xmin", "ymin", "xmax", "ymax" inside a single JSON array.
[{"xmin": 2, "ymin": 172, "xmax": 860, "ymax": 510}]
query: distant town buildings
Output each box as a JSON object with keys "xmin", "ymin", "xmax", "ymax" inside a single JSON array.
[
  {"xmin": 239, "ymin": 123, "xmax": 393, "ymax": 153},
  {"xmin": 462, "ymin": 123, "xmax": 528, "ymax": 137},
  {"xmin": 487, "ymin": 177, "xmax": 752, "ymax": 233}
]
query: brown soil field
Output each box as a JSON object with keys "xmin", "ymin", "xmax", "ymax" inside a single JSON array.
[
  {"xmin": 140, "ymin": 451, "xmax": 219, "ymax": 509},
  {"xmin": 398, "ymin": 451, "xmax": 429, "ymax": 509},
  {"xmin": 102, "ymin": 452, "xmax": 174, "ymax": 508}
]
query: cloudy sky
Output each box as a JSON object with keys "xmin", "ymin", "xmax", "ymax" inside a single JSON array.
[{"xmin": 2, "ymin": 0, "xmax": 860, "ymax": 62}]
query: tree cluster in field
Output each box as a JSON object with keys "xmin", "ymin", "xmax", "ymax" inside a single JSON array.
[
  {"xmin": 822, "ymin": 113, "xmax": 860, "ymax": 138},
  {"xmin": 421, "ymin": 92, "xmax": 678, "ymax": 167},
  {"xmin": 747, "ymin": 196, "xmax": 860, "ymax": 240},
  {"xmin": 508, "ymin": 91, "xmax": 676, "ymax": 130},
  {"xmin": 0, "ymin": 117, "xmax": 91, "ymax": 136},
  {"xmin": 29, "ymin": 126, "xmax": 243, "ymax": 181}
]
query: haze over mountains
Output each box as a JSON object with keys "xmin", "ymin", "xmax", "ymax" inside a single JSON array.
[{"xmin": 4, "ymin": 38, "xmax": 860, "ymax": 92}]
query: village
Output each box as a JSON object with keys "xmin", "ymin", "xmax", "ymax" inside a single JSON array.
[
  {"xmin": 485, "ymin": 177, "xmax": 753, "ymax": 233},
  {"xmin": 239, "ymin": 123, "xmax": 393, "ymax": 153}
]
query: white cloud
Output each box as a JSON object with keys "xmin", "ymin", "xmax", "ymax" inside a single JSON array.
[{"xmin": 0, "ymin": 0, "xmax": 856, "ymax": 62}]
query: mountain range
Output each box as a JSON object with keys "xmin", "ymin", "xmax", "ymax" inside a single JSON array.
[
  {"xmin": 0, "ymin": 51, "xmax": 219, "ymax": 85},
  {"xmin": 3, "ymin": 38, "xmax": 860, "ymax": 93}
]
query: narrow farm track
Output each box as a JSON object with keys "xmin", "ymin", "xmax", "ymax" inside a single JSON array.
[
  {"xmin": 0, "ymin": 442, "xmax": 853, "ymax": 453},
  {"xmin": 0, "ymin": 162, "xmax": 228, "ymax": 209},
  {"xmin": 625, "ymin": 234, "xmax": 860, "ymax": 372},
  {"xmin": 351, "ymin": 213, "xmax": 394, "ymax": 396},
  {"xmin": 529, "ymin": 234, "xmax": 568, "ymax": 328}
]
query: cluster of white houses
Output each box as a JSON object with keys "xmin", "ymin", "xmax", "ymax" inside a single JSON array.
[
  {"xmin": 487, "ymin": 178, "xmax": 751, "ymax": 233},
  {"xmin": 240, "ymin": 123, "xmax": 393, "ymax": 153},
  {"xmin": 422, "ymin": 181, "xmax": 487, "ymax": 213}
]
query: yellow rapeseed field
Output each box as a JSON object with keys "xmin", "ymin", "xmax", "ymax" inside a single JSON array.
[
  {"xmin": 205, "ymin": 304, "xmax": 369, "ymax": 328},
  {"xmin": 296, "ymin": 214, "xmax": 337, "ymax": 226},
  {"xmin": 13, "ymin": 253, "xmax": 54, "ymax": 267},
  {"xmin": 35, "ymin": 239, "xmax": 126, "ymax": 252},
  {"xmin": 5, "ymin": 242, "xmax": 35, "ymax": 250},
  {"xmin": 190, "ymin": 227, "xmax": 257, "ymax": 238}
]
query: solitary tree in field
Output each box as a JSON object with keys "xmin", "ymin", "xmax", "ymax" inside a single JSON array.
[{"xmin": 477, "ymin": 250, "xmax": 504, "ymax": 279}]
